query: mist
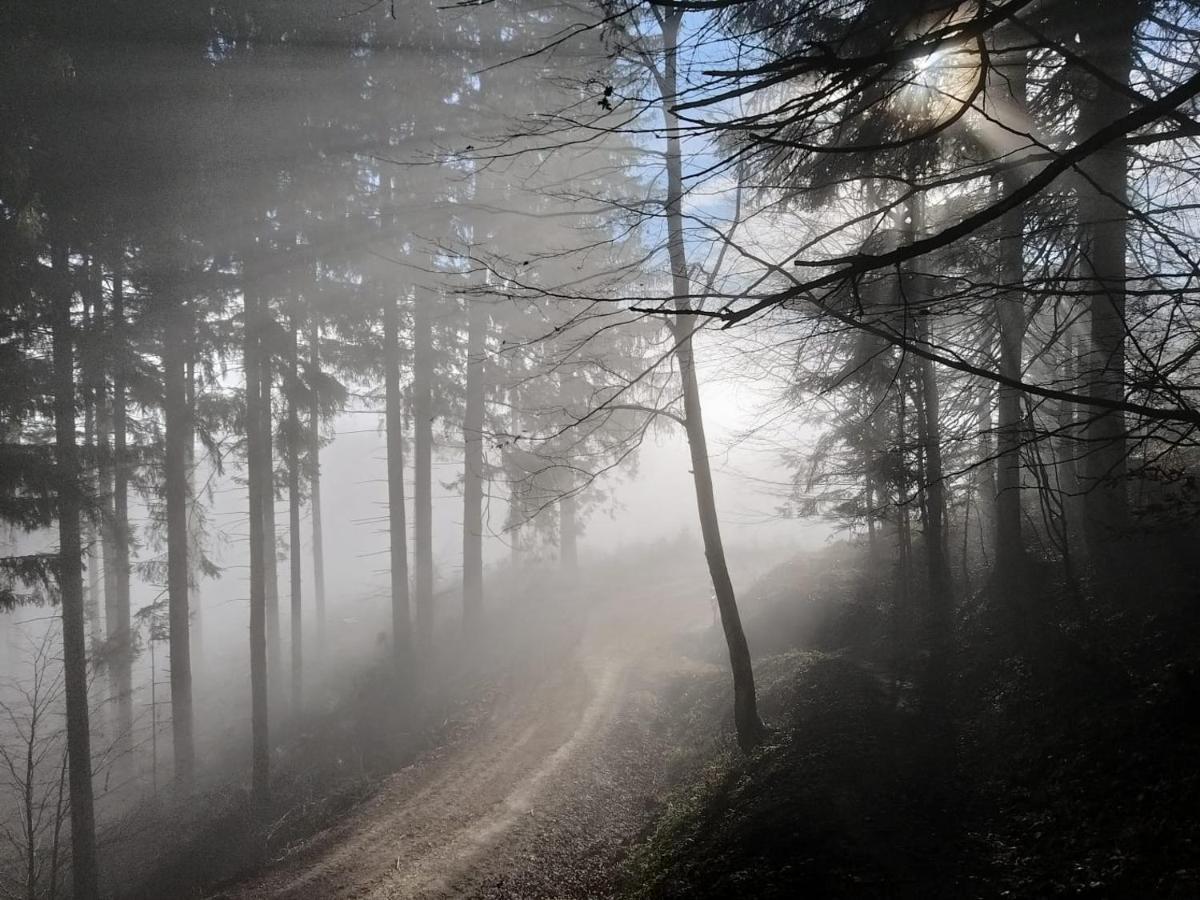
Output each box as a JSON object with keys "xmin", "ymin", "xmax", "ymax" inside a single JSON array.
[{"xmin": 2, "ymin": 1, "xmax": 1199, "ymax": 898}]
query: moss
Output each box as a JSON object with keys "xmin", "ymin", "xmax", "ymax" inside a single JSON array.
[
  {"xmin": 619, "ymin": 648, "xmax": 960, "ymax": 900},
  {"xmin": 623, "ymin": 750, "xmax": 738, "ymax": 899}
]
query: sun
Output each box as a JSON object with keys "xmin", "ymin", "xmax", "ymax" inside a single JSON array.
[
  {"xmin": 900, "ymin": 37, "xmax": 982, "ymax": 126},
  {"xmin": 913, "ymin": 50, "xmax": 945, "ymax": 73}
]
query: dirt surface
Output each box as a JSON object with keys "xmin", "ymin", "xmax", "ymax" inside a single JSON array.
[{"xmin": 214, "ymin": 576, "xmax": 715, "ymax": 900}]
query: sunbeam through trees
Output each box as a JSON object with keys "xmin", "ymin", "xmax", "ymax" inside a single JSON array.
[{"xmin": 2, "ymin": 1, "xmax": 1200, "ymax": 897}]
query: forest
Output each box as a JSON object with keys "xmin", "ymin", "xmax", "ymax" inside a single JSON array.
[{"xmin": 1, "ymin": 0, "xmax": 1199, "ymax": 897}]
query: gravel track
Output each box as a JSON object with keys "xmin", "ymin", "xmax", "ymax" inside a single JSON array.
[{"xmin": 218, "ymin": 577, "xmax": 712, "ymax": 900}]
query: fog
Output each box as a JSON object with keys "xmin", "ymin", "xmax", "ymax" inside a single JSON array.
[{"xmin": 3, "ymin": 1, "xmax": 1199, "ymax": 898}]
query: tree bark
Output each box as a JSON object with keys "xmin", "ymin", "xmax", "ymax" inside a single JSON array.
[
  {"xmin": 1055, "ymin": 331, "xmax": 1083, "ymax": 547},
  {"xmin": 896, "ymin": 385, "xmax": 913, "ymax": 606},
  {"xmin": 660, "ymin": 10, "xmax": 764, "ymax": 752},
  {"xmin": 462, "ymin": 293, "xmax": 486, "ymax": 633},
  {"xmin": 906, "ymin": 193, "xmax": 954, "ymax": 692},
  {"xmin": 186, "ymin": 353, "xmax": 201, "ymax": 663},
  {"xmin": 82, "ymin": 268, "xmax": 107, "ymax": 655},
  {"xmin": 507, "ymin": 388, "xmax": 522, "ymax": 569},
  {"xmin": 974, "ymin": 382, "xmax": 996, "ymax": 565},
  {"xmin": 96, "ymin": 342, "xmax": 116, "ymax": 657},
  {"xmin": 995, "ymin": 196, "xmax": 1027, "ymax": 606},
  {"xmin": 287, "ymin": 315, "xmax": 303, "ymax": 713},
  {"xmin": 413, "ymin": 289, "xmax": 435, "ymax": 655},
  {"xmin": 864, "ymin": 470, "xmax": 879, "ymax": 563},
  {"xmin": 164, "ymin": 295, "xmax": 195, "ymax": 791},
  {"xmin": 915, "ymin": 322, "xmax": 953, "ymax": 649},
  {"xmin": 260, "ymin": 327, "xmax": 281, "ymax": 704},
  {"xmin": 109, "ymin": 267, "xmax": 134, "ymax": 768},
  {"xmin": 987, "ymin": 39, "xmax": 1030, "ymax": 623},
  {"xmin": 384, "ymin": 294, "xmax": 413, "ymax": 674},
  {"xmin": 244, "ymin": 272, "xmax": 270, "ymax": 808},
  {"xmin": 83, "ymin": 380, "xmax": 103, "ymax": 654},
  {"xmin": 559, "ymin": 488, "xmax": 578, "ymax": 572},
  {"xmin": 308, "ymin": 307, "xmax": 326, "ymax": 640},
  {"xmin": 50, "ymin": 243, "xmax": 99, "ymax": 900},
  {"xmin": 1077, "ymin": 7, "xmax": 1141, "ymax": 569}
]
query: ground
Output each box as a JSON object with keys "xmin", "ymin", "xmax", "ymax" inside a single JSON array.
[
  {"xmin": 209, "ymin": 572, "xmax": 717, "ymax": 900},
  {"xmin": 196, "ymin": 547, "xmax": 1200, "ymax": 900}
]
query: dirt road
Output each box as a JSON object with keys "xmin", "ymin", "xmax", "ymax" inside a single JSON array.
[{"xmin": 218, "ymin": 576, "xmax": 716, "ymax": 900}]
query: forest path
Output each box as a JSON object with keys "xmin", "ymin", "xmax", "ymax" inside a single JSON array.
[{"xmin": 218, "ymin": 574, "xmax": 715, "ymax": 900}]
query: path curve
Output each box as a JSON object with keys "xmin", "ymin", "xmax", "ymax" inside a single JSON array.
[{"xmin": 217, "ymin": 577, "xmax": 711, "ymax": 900}]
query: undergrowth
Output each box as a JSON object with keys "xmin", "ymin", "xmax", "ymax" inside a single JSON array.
[{"xmin": 621, "ymin": 541, "xmax": 1200, "ymax": 899}]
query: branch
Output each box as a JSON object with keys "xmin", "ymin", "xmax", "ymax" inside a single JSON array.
[
  {"xmin": 717, "ymin": 67, "xmax": 1200, "ymax": 326},
  {"xmin": 602, "ymin": 403, "xmax": 687, "ymax": 427},
  {"xmin": 810, "ymin": 288, "xmax": 1200, "ymax": 429}
]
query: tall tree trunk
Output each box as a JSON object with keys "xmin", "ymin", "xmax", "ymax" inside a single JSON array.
[
  {"xmin": 993, "ymin": 51, "xmax": 1029, "ymax": 621},
  {"xmin": 668, "ymin": 314, "xmax": 762, "ymax": 750},
  {"xmin": 164, "ymin": 297, "xmax": 195, "ymax": 791},
  {"xmin": 906, "ymin": 193, "xmax": 953, "ymax": 691},
  {"xmin": 1077, "ymin": 8, "xmax": 1140, "ymax": 571},
  {"xmin": 260, "ymin": 328, "xmax": 281, "ymax": 704},
  {"xmin": 896, "ymin": 384, "xmax": 913, "ymax": 606},
  {"xmin": 287, "ymin": 315, "xmax": 303, "ymax": 713},
  {"xmin": 994, "ymin": 199, "xmax": 1026, "ymax": 596},
  {"xmin": 109, "ymin": 267, "xmax": 134, "ymax": 768},
  {"xmin": 915, "ymin": 325, "xmax": 953, "ymax": 646},
  {"xmin": 244, "ymin": 274, "xmax": 270, "ymax": 807},
  {"xmin": 97, "ymin": 360, "xmax": 116, "ymax": 663},
  {"xmin": 83, "ymin": 384, "xmax": 103, "ymax": 653},
  {"xmin": 186, "ymin": 353, "xmax": 201, "ymax": 663},
  {"xmin": 864, "ymin": 469, "xmax": 879, "ymax": 563},
  {"xmin": 82, "ymin": 271, "xmax": 105, "ymax": 653},
  {"xmin": 50, "ymin": 243, "xmax": 99, "ymax": 900},
  {"xmin": 462, "ymin": 294, "xmax": 485, "ymax": 633},
  {"xmin": 915, "ymin": 415, "xmax": 930, "ymax": 536},
  {"xmin": 506, "ymin": 388, "xmax": 522, "ymax": 569},
  {"xmin": 974, "ymin": 382, "xmax": 996, "ymax": 566},
  {"xmin": 1055, "ymin": 330, "xmax": 1083, "ymax": 548},
  {"xmin": 383, "ymin": 295, "xmax": 413, "ymax": 673},
  {"xmin": 660, "ymin": 10, "xmax": 763, "ymax": 752},
  {"xmin": 413, "ymin": 289, "xmax": 434, "ymax": 655},
  {"xmin": 308, "ymin": 307, "xmax": 326, "ymax": 640}
]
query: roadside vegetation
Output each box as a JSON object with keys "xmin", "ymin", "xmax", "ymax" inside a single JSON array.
[{"xmin": 623, "ymin": 541, "xmax": 1200, "ymax": 899}]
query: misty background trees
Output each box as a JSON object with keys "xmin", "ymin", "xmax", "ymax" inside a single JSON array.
[{"xmin": 2, "ymin": 0, "xmax": 1200, "ymax": 896}]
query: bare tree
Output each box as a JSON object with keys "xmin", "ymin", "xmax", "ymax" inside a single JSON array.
[{"xmin": 0, "ymin": 630, "xmax": 70, "ymax": 900}]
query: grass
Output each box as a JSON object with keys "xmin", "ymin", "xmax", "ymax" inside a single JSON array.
[
  {"xmin": 622, "ymin": 650, "xmax": 967, "ymax": 900},
  {"xmin": 620, "ymin": 542, "xmax": 1200, "ymax": 899}
]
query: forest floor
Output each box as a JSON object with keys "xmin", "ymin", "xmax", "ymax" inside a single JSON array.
[
  {"xmin": 200, "ymin": 543, "xmax": 1200, "ymax": 900},
  {"xmin": 208, "ymin": 570, "xmax": 719, "ymax": 900},
  {"xmin": 619, "ymin": 546, "xmax": 1200, "ymax": 900}
]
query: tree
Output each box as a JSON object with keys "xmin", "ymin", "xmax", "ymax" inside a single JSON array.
[
  {"xmin": 462, "ymin": 284, "xmax": 487, "ymax": 633},
  {"xmin": 243, "ymin": 258, "xmax": 271, "ymax": 808},
  {"xmin": 0, "ymin": 630, "xmax": 71, "ymax": 900},
  {"xmin": 285, "ymin": 309, "xmax": 304, "ymax": 712},
  {"xmin": 382, "ymin": 290, "xmax": 413, "ymax": 676},
  {"xmin": 989, "ymin": 29, "xmax": 1030, "ymax": 610},
  {"xmin": 307, "ymin": 303, "xmax": 327, "ymax": 643},
  {"xmin": 412, "ymin": 288, "xmax": 436, "ymax": 657},
  {"xmin": 108, "ymin": 266, "xmax": 135, "ymax": 768},
  {"xmin": 655, "ymin": 8, "xmax": 765, "ymax": 750},
  {"xmin": 642, "ymin": 0, "xmax": 1200, "ymax": 631},
  {"xmin": 49, "ymin": 241, "xmax": 99, "ymax": 900},
  {"xmin": 159, "ymin": 266, "xmax": 196, "ymax": 791}
]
